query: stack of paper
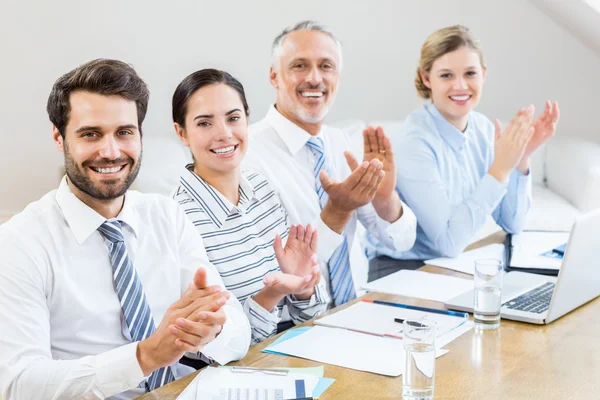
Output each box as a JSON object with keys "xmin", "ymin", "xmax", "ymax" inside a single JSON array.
[
  {"xmin": 425, "ymin": 244, "xmax": 504, "ymax": 274},
  {"xmin": 177, "ymin": 367, "xmax": 320, "ymax": 400},
  {"xmin": 361, "ymin": 270, "xmax": 472, "ymax": 302},
  {"xmin": 263, "ymin": 301, "xmax": 473, "ymax": 376}
]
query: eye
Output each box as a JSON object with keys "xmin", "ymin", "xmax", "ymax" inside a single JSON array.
[
  {"xmin": 292, "ymin": 63, "xmax": 306, "ymax": 69},
  {"xmin": 440, "ymin": 73, "xmax": 452, "ymax": 79},
  {"xmin": 197, "ymin": 121, "xmax": 211, "ymax": 127},
  {"xmin": 117, "ymin": 130, "xmax": 132, "ymax": 136},
  {"xmin": 229, "ymin": 115, "xmax": 241, "ymax": 122},
  {"xmin": 82, "ymin": 131, "xmax": 98, "ymax": 138},
  {"xmin": 322, "ymin": 63, "xmax": 334, "ymax": 70},
  {"xmin": 466, "ymin": 71, "xmax": 477, "ymax": 77}
]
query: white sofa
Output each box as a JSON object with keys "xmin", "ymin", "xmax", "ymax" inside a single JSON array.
[{"xmin": 135, "ymin": 122, "xmax": 600, "ymax": 251}]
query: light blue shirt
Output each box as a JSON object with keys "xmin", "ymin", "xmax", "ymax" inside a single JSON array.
[{"xmin": 366, "ymin": 103, "xmax": 532, "ymax": 260}]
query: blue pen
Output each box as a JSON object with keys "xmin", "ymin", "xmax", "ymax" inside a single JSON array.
[{"xmin": 362, "ymin": 298, "xmax": 468, "ymax": 319}]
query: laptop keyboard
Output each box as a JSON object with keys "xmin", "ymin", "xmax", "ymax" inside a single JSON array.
[{"xmin": 503, "ymin": 282, "xmax": 555, "ymax": 314}]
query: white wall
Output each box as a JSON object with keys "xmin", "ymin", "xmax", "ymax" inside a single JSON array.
[{"xmin": 1, "ymin": 0, "xmax": 599, "ymax": 217}]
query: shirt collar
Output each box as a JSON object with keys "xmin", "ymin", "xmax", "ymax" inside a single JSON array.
[
  {"xmin": 265, "ymin": 104, "xmax": 315, "ymax": 155},
  {"xmin": 179, "ymin": 165, "xmax": 258, "ymax": 229},
  {"xmin": 55, "ymin": 176, "xmax": 140, "ymax": 244},
  {"xmin": 425, "ymin": 103, "xmax": 470, "ymax": 152}
]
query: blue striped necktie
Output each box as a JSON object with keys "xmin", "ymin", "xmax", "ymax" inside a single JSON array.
[
  {"xmin": 306, "ymin": 136, "xmax": 356, "ymax": 306},
  {"xmin": 98, "ymin": 219, "xmax": 174, "ymax": 391}
]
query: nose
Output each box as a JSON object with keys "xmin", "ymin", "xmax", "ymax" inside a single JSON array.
[
  {"xmin": 453, "ymin": 76, "xmax": 467, "ymax": 90},
  {"xmin": 215, "ymin": 120, "xmax": 233, "ymax": 141},
  {"xmin": 98, "ymin": 135, "xmax": 121, "ymax": 160},
  {"xmin": 305, "ymin": 66, "xmax": 323, "ymax": 86}
]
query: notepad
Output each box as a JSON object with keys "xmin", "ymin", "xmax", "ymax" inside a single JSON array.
[
  {"xmin": 509, "ymin": 231, "xmax": 570, "ymax": 270},
  {"xmin": 362, "ymin": 270, "xmax": 473, "ymax": 302},
  {"xmin": 314, "ymin": 300, "xmax": 467, "ymax": 339}
]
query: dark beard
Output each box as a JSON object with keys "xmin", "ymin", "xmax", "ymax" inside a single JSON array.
[{"xmin": 63, "ymin": 140, "xmax": 142, "ymax": 200}]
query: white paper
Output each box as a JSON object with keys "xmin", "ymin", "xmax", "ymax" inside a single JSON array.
[
  {"xmin": 510, "ymin": 231, "xmax": 569, "ymax": 270},
  {"xmin": 314, "ymin": 301, "xmax": 468, "ymax": 337},
  {"xmin": 268, "ymin": 325, "xmax": 449, "ymax": 377},
  {"xmin": 362, "ymin": 270, "xmax": 473, "ymax": 302},
  {"xmin": 425, "ymin": 244, "xmax": 505, "ymax": 275},
  {"xmin": 177, "ymin": 367, "xmax": 318, "ymax": 400}
]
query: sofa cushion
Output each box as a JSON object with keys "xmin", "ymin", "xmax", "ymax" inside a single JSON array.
[{"xmin": 526, "ymin": 184, "xmax": 580, "ymax": 231}]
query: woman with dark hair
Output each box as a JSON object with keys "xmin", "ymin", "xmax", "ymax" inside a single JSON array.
[{"xmin": 171, "ymin": 69, "xmax": 329, "ymax": 344}]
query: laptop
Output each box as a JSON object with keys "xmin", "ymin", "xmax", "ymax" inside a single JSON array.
[{"xmin": 444, "ymin": 210, "xmax": 600, "ymax": 324}]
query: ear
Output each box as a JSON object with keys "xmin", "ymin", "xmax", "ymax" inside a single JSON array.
[
  {"xmin": 481, "ymin": 65, "xmax": 487, "ymax": 84},
  {"xmin": 173, "ymin": 123, "xmax": 190, "ymax": 147},
  {"xmin": 420, "ymin": 68, "xmax": 432, "ymax": 89},
  {"xmin": 269, "ymin": 66, "xmax": 278, "ymax": 89},
  {"xmin": 53, "ymin": 126, "xmax": 65, "ymax": 152}
]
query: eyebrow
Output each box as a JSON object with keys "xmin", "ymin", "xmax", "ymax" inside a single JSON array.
[
  {"xmin": 436, "ymin": 66, "xmax": 478, "ymax": 73},
  {"xmin": 193, "ymin": 108, "xmax": 242, "ymax": 121},
  {"xmin": 75, "ymin": 124, "xmax": 138, "ymax": 133}
]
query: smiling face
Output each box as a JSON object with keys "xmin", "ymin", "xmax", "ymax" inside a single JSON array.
[
  {"xmin": 422, "ymin": 46, "xmax": 486, "ymax": 130},
  {"xmin": 174, "ymin": 83, "xmax": 248, "ymax": 178},
  {"xmin": 54, "ymin": 91, "xmax": 142, "ymax": 201},
  {"xmin": 270, "ymin": 29, "xmax": 341, "ymax": 134}
]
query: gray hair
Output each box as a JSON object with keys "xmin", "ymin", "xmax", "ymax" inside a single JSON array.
[{"xmin": 271, "ymin": 20, "xmax": 343, "ymax": 71}]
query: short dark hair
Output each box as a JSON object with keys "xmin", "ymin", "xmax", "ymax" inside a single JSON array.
[
  {"xmin": 172, "ymin": 69, "xmax": 249, "ymax": 128},
  {"xmin": 47, "ymin": 59, "xmax": 150, "ymax": 136}
]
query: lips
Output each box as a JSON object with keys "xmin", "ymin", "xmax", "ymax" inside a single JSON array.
[
  {"xmin": 210, "ymin": 144, "xmax": 239, "ymax": 155},
  {"xmin": 89, "ymin": 165, "xmax": 126, "ymax": 174},
  {"xmin": 449, "ymin": 94, "xmax": 471, "ymax": 102}
]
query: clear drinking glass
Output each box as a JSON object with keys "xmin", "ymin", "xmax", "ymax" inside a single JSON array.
[
  {"xmin": 402, "ymin": 319, "xmax": 436, "ymax": 400},
  {"xmin": 473, "ymin": 259, "xmax": 504, "ymax": 330}
]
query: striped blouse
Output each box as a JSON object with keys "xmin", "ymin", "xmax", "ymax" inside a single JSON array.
[{"xmin": 173, "ymin": 165, "xmax": 329, "ymax": 344}]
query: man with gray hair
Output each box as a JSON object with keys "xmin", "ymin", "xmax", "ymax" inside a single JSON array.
[{"xmin": 244, "ymin": 21, "xmax": 417, "ymax": 309}]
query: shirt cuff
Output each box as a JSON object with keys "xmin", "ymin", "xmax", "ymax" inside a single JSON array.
[
  {"xmin": 314, "ymin": 215, "xmax": 343, "ymax": 261},
  {"xmin": 245, "ymin": 296, "xmax": 282, "ymax": 325},
  {"xmin": 200, "ymin": 303, "xmax": 251, "ymax": 365},
  {"xmin": 471, "ymin": 173, "xmax": 508, "ymax": 213},
  {"xmin": 287, "ymin": 282, "xmax": 328, "ymax": 309},
  {"xmin": 510, "ymin": 168, "xmax": 532, "ymax": 193},
  {"xmin": 374, "ymin": 201, "xmax": 417, "ymax": 253},
  {"xmin": 96, "ymin": 342, "xmax": 145, "ymax": 396}
]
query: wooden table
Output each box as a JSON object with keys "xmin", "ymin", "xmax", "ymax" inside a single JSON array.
[{"xmin": 138, "ymin": 233, "xmax": 600, "ymax": 399}]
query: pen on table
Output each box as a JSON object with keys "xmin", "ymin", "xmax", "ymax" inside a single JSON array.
[
  {"xmin": 363, "ymin": 298, "xmax": 469, "ymax": 319},
  {"xmin": 394, "ymin": 318, "xmax": 426, "ymax": 327}
]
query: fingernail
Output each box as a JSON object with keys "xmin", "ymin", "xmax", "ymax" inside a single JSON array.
[
  {"xmin": 312, "ymin": 265, "xmax": 320, "ymax": 273},
  {"xmin": 176, "ymin": 318, "xmax": 186, "ymax": 327},
  {"xmin": 361, "ymin": 162, "xmax": 368, "ymax": 169},
  {"xmin": 218, "ymin": 297, "xmax": 227, "ymax": 305},
  {"xmin": 311, "ymin": 254, "xmax": 318, "ymax": 263},
  {"xmin": 170, "ymin": 325, "xmax": 179, "ymax": 334},
  {"xmin": 379, "ymin": 171, "xmax": 385, "ymax": 177},
  {"xmin": 198, "ymin": 312, "xmax": 207, "ymax": 320},
  {"xmin": 304, "ymin": 275, "xmax": 312, "ymax": 282},
  {"xmin": 213, "ymin": 286, "xmax": 222, "ymax": 293}
]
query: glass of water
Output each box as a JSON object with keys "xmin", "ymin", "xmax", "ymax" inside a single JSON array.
[
  {"xmin": 473, "ymin": 259, "xmax": 503, "ymax": 330},
  {"xmin": 402, "ymin": 319, "xmax": 436, "ymax": 400}
]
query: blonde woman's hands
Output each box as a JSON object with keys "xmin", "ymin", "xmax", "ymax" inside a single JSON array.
[{"xmin": 489, "ymin": 105, "xmax": 535, "ymax": 183}]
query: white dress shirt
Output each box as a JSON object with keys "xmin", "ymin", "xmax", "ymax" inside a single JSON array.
[
  {"xmin": 244, "ymin": 105, "xmax": 417, "ymax": 294},
  {"xmin": 0, "ymin": 177, "xmax": 251, "ymax": 400},
  {"xmin": 173, "ymin": 166, "xmax": 329, "ymax": 344}
]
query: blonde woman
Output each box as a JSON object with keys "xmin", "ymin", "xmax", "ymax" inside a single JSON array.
[{"xmin": 366, "ymin": 25, "xmax": 559, "ymax": 280}]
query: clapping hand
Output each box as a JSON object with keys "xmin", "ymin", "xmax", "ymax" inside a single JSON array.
[{"xmin": 264, "ymin": 224, "xmax": 320, "ymax": 299}]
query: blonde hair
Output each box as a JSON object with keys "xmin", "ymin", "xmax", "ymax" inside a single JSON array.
[{"xmin": 415, "ymin": 25, "xmax": 485, "ymax": 99}]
